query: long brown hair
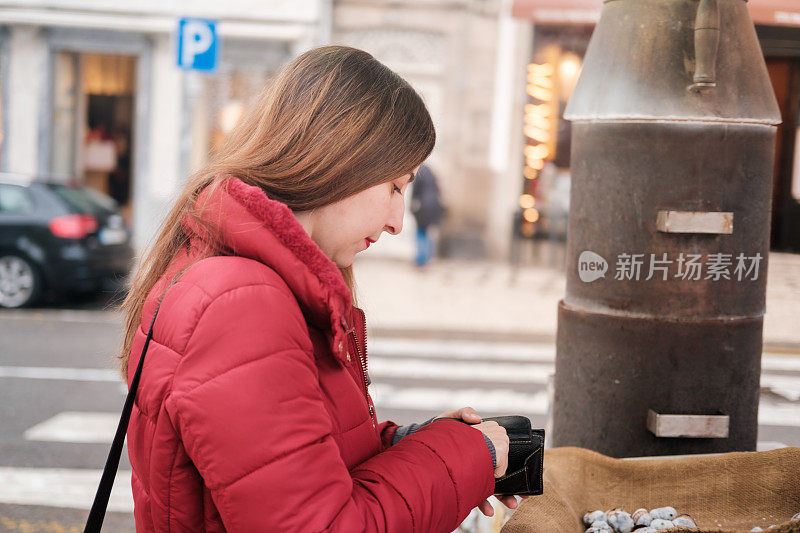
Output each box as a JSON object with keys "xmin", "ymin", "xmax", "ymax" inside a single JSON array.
[{"xmin": 118, "ymin": 45, "xmax": 435, "ymax": 379}]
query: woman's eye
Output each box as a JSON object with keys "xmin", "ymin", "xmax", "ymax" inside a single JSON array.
[{"xmin": 393, "ymin": 184, "xmax": 402, "ymax": 195}]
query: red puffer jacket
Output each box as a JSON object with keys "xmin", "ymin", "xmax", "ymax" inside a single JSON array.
[{"xmin": 126, "ymin": 176, "xmax": 495, "ymax": 532}]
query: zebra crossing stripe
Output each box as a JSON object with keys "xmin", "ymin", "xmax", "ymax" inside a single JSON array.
[
  {"xmin": 367, "ymin": 384, "xmax": 800, "ymax": 428},
  {"xmin": 2, "ymin": 365, "xmax": 798, "ymax": 423},
  {"xmin": 757, "ymin": 402, "xmax": 800, "ymax": 428},
  {"xmin": 370, "ymin": 384, "xmax": 547, "ymax": 414},
  {"xmin": 368, "ymin": 358, "xmax": 554, "ymax": 383},
  {"xmin": 0, "ymin": 346, "xmax": 797, "ymax": 385},
  {"xmin": 0, "ymin": 467, "xmax": 132, "ymax": 512},
  {"xmin": 367, "ymin": 339, "xmax": 555, "ymax": 362},
  {"xmin": 0, "ymin": 366, "xmax": 118, "ymax": 382},
  {"xmin": 24, "ymin": 412, "xmax": 120, "ymax": 443},
  {"xmin": 23, "ymin": 399, "xmax": 800, "ymax": 456},
  {"xmin": 368, "ymin": 340, "xmax": 800, "ymax": 370},
  {"xmin": 1, "ymin": 361, "xmax": 798, "ymax": 389},
  {"xmin": 762, "ymin": 354, "xmax": 800, "ymax": 372},
  {"xmin": 370, "ymin": 359, "xmax": 800, "ymax": 401},
  {"xmin": 761, "ymin": 374, "xmax": 800, "ymax": 401}
]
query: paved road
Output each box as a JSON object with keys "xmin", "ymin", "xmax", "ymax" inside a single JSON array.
[{"xmin": 1, "ymin": 308, "xmax": 799, "ymax": 532}]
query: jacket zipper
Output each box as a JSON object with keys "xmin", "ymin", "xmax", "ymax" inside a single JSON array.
[{"xmin": 347, "ymin": 309, "xmax": 374, "ymax": 427}]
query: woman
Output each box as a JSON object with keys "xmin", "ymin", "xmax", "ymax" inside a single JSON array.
[{"xmin": 119, "ymin": 45, "xmax": 519, "ymax": 532}]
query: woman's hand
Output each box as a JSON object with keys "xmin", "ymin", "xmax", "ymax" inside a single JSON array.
[
  {"xmin": 473, "ymin": 419, "xmax": 509, "ymax": 477},
  {"xmin": 434, "ymin": 407, "xmax": 527, "ymax": 517},
  {"xmin": 434, "ymin": 406, "xmax": 509, "ymax": 477}
]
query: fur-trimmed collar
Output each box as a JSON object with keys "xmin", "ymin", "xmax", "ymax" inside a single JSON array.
[{"xmin": 182, "ymin": 176, "xmax": 355, "ymax": 362}]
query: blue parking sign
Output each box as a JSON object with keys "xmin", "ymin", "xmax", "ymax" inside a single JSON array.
[{"xmin": 177, "ymin": 18, "xmax": 218, "ymax": 72}]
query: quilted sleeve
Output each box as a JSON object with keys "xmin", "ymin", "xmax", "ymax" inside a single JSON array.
[
  {"xmin": 165, "ymin": 283, "xmax": 495, "ymax": 533},
  {"xmin": 392, "ymin": 418, "xmax": 497, "ymax": 469},
  {"xmin": 376, "ymin": 420, "xmax": 400, "ymax": 450}
]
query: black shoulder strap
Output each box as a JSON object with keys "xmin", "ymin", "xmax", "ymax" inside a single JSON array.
[{"xmin": 84, "ymin": 264, "xmax": 193, "ymax": 532}]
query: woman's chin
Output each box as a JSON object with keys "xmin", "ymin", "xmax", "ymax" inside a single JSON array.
[{"xmin": 334, "ymin": 253, "xmax": 355, "ymax": 269}]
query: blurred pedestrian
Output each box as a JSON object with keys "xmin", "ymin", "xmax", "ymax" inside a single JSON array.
[
  {"xmin": 117, "ymin": 46, "xmax": 520, "ymax": 532},
  {"xmin": 410, "ymin": 163, "xmax": 444, "ymax": 267}
]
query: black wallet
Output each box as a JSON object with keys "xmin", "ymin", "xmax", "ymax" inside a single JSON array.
[{"xmin": 446, "ymin": 415, "xmax": 544, "ymax": 497}]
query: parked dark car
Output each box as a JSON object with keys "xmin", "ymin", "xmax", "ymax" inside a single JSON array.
[{"xmin": 0, "ymin": 173, "xmax": 134, "ymax": 308}]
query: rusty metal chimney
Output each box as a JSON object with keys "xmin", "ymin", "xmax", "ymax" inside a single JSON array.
[{"xmin": 553, "ymin": 0, "xmax": 782, "ymax": 457}]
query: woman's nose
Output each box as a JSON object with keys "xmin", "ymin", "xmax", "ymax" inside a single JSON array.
[{"xmin": 384, "ymin": 206, "xmax": 404, "ymax": 235}]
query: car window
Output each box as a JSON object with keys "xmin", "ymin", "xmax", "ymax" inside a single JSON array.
[
  {"xmin": 46, "ymin": 184, "xmax": 117, "ymax": 215},
  {"xmin": 0, "ymin": 184, "xmax": 35, "ymax": 214},
  {"xmin": 81, "ymin": 186, "xmax": 119, "ymax": 212}
]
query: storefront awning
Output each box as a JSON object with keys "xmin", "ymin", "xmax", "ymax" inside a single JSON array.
[
  {"xmin": 511, "ymin": 0, "xmax": 800, "ymax": 28},
  {"xmin": 749, "ymin": 0, "xmax": 800, "ymax": 27},
  {"xmin": 511, "ymin": 0, "xmax": 602, "ymax": 24}
]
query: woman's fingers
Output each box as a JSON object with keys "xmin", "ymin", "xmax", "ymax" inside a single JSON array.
[
  {"xmin": 461, "ymin": 406, "xmax": 482, "ymax": 422},
  {"xmin": 478, "ymin": 495, "xmax": 521, "ymax": 517},
  {"xmin": 478, "ymin": 499, "xmax": 494, "ymax": 517},
  {"xmin": 434, "ymin": 406, "xmax": 482, "ymax": 423},
  {"xmin": 499, "ymin": 495, "xmax": 518, "ymax": 509}
]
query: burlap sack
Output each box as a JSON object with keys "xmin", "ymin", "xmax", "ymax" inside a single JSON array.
[{"xmin": 502, "ymin": 446, "xmax": 800, "ymax": 533}]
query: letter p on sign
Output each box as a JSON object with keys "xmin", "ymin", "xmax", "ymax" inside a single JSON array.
[{"xmin": 177, "ymin": 18, "xmax": 218, "ymax": 72}]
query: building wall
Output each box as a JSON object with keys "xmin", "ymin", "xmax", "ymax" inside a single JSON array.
[
  {"xmin": 333, "ymin": 0, "xmax": 527, "ymax": 260},
  {"xmin": 5, "ymin": 25, "xmax": 45, "ymax": 176},
  {"xmin": 0, "ymin": 0, "xmax": 321, "ymax": 23},
  {"xmin": 487, "ymin": 7, "xmax": 533, "ymax": 259}
]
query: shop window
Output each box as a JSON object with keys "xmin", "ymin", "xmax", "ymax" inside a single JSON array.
[
  {"xmin": 50, "ymin": 52, "xmax": 136, "ymax": 226},
  {"xmin": 187, "ymin": 39, "xmax": 288, "ymax": 171}
]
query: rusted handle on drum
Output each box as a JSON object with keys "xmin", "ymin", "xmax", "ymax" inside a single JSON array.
[{"xmin": 689, "ymin": 0, "xmax": 720, "ymax": 92}]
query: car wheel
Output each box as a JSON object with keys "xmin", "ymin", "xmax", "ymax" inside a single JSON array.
[{"xmin": 0, "ymin": 254, "xmax": 42, "ymax": 308}]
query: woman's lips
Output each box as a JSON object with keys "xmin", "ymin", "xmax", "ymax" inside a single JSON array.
[{"xmin": 365, "ymin": 238, "xmax": 372, "ymax": 249}]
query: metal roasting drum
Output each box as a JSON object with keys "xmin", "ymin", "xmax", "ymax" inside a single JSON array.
[{"xmin": 552, "ymin": 0, "xmax": 781, "ymax": 456}]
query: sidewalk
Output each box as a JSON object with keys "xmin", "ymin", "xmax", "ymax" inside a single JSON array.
[{"xmin": 352, "ymin": 251, "xmax": 800, "ymax": 350}]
